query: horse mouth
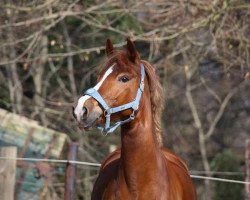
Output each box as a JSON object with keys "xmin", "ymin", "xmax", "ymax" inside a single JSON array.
[
  {"xmin": 78, "ymin": 115, "xmax": 101, "ymax": 131},
  {"xmin": 78, "ymin": 122, "xmax": 96, "ymax": 131}
]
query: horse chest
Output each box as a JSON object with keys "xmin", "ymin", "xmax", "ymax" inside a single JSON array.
[{"xmin": 102, "ymin": 176, "xmax": 168, "ymax": 200}]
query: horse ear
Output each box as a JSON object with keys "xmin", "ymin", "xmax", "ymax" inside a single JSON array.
[
  {"xmin": 126, "ymin": 38, "xmax": 140, "ymax": 63},
  {"xmin": 106, "ymin": 39, "xmax": 114, "ymax": 56}
]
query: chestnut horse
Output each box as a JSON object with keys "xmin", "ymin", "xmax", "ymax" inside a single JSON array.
[{"xmin": 73, "ymin": 38, "xmax": 197, "ymax": 200}]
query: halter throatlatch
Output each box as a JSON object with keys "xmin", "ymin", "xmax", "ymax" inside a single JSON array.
[{"xmin": 84, "ymin": 63, "xmax": 145, "ymax": 134}]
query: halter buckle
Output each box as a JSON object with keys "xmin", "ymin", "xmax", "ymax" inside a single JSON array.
[{"xmin": 130, "ymin": 110, "xmax": 135, "ymax": 120}]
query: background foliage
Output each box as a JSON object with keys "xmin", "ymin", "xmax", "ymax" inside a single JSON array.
[{"xmin": 0, "ymin": 0, "xmax": 250, "ymax": 199}]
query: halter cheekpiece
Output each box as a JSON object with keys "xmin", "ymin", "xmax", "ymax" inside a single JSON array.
[{"xmin": 84, "ymin": 63, "xmax": 145, "ymax": 134}]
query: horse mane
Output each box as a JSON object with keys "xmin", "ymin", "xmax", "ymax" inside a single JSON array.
[
  {"xmin": 141, "ymin": 60, "xmax": 164, "ymax": 146},
  {"xmin": 100, "ymin": 51, "xmax": 164, "ymax": 146}
]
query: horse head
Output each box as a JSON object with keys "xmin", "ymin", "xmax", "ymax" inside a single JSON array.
[{"xmin": 73, "ymin": 38, "xmax": 145, "ymax": 133}]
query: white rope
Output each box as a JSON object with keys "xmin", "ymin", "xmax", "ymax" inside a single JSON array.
[
  {"xmin": 0, "ymin": 156, "xmax": 101, "ymax": 167},
  {"xmin": 190, "ymin": 175, "xmax": 249, "ymax": 185},
  {"xmin": 190, "ymin": 170, "xmax": 244, "ymax": 175},
  {"xmin": 0, "ymin": 156, "xmax": 248, "ymax": 185}
]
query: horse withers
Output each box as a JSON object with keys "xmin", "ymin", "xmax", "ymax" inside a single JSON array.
[{"xmin": 73, "ymin": 38, "xmax": 197, "ymax": 200}]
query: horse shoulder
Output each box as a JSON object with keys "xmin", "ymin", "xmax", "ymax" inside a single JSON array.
[
  {"xmin": 91, "ymin": 149, "xmax": 121, "ymax": 200},
  {"xmin": 100, "ymin": 148, "xmax": 121, "ymax": 170},
  {"xmin": 161, "ymin": 147, "xmax": 197, "ymax": 200},
  {"xmin": 161, "ymin": 147, "xmax": 189, "ymax": 173}
]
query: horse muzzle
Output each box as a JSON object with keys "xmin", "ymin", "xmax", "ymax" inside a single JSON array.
[{"xmin": 73, "ymin": 98, "xmax": 103, "ymax": 131}]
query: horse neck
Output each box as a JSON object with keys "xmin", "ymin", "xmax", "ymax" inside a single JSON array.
[{"xmin": 120, "ymin": 83, "xmax": 163, "ymax": 187}]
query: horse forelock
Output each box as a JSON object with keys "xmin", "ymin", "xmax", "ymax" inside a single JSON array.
[
  {"xmin": 100, "ymin": 51, "xmax": 164, "ymax": 146},
  {"xmin": 99, "ymin": 51, "xmax": 128, "ymax": 73}
]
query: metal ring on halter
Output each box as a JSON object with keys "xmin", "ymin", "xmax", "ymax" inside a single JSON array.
[
  {"xmin": 104, "ymin": 109, "xmax": 110, "ymax": 117},
  {"xmin": 130, "ymin": 110, "xmax": 135, "ymax": 120},
  {"xmin": 102, "ymin": 129, "xmax": 110, "ymax": 136}
]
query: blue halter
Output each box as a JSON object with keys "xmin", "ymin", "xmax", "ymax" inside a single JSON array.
[{"xmin": 84, "ymin": 63, "xmax": 145, "ymax": 134}]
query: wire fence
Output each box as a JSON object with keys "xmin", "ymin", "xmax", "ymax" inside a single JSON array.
[
  {"xmin": 0, "ymin": 156, "xmax": 101, "ymax": 167},
  {"xmin": 0, "ymin": 156, "xmax": 248, "ymax": 185}
]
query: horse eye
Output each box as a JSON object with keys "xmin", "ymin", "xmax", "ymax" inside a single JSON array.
[{"xmin": 119, "ymin": 76, "xmax": 130, "ymax": 83}]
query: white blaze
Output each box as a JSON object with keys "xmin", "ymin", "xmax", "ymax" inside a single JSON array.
[{"xmin": 74, "ymin": 65, "xmax": 114, "ymax": 122}]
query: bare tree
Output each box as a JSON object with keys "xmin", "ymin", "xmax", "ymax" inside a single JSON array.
[{"xmin": 0, "ymin": 0, "xmax": 249, "ymax": 199}]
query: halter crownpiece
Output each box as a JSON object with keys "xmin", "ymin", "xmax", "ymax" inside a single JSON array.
[{"xmin": 84, "ymin": 63, "xmax": 145, "ymax": 134}]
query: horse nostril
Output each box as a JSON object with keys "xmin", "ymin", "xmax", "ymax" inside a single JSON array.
[
  {"xmin": 82, "ymin": 106, "xmax": 88, "ymax": 118},
  {"xmin": 72, "ymin": 106, "xmax": 76, "ymax": 119}
]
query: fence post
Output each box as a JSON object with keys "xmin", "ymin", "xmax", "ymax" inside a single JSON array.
[
  {"xmin": 64, "ymin": 142, "xmax": 79, "ymax": 200},
  {"xmin": 246, "ymin": 139, "xmax": 250, "ymax": 200},
  {"xmin": 0, "ymin": 147, "xmax": 17, "ymax": 200}
]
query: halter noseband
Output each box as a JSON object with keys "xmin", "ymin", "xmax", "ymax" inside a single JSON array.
[{"xmin": 84, "ymin": 63, "xmax": 145, "ymax": 134}]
